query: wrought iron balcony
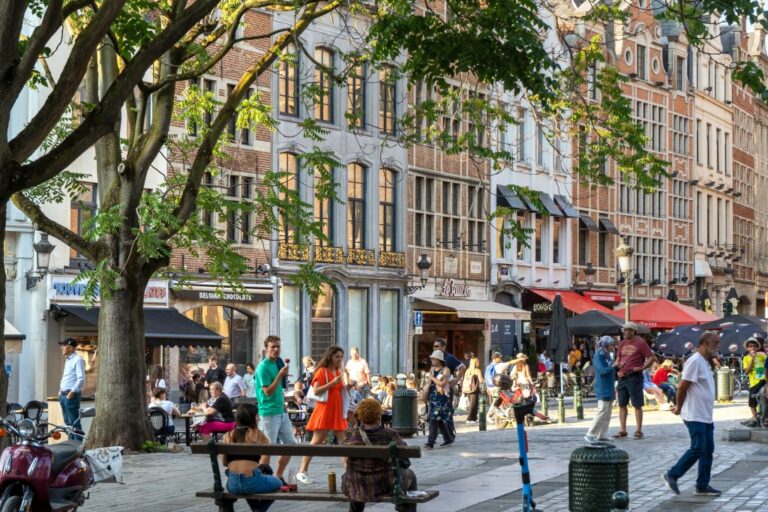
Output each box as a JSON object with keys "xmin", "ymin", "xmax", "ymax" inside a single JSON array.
[
  {"xmin": 315, "ymin": 246, "xmax": 345, "ymax": 264},
  {"xmin": 379, "ymin": 251, "xmax": 406, "ymax": 268},
  {"xmin": 347, "ymin": 248, "xmax": 376, "ymax": 266},
  {"xmin": 278, "ymin": 243, "xmax": 310, "ymax": 262}
]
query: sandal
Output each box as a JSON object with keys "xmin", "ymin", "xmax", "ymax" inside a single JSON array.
[
  {"xmin": 634, "ymin": 431, "xmax": 644, "ymax": 439},
  {"xmin": 612, "ymin": 431, "xmax": 628, "ymax": 439}
]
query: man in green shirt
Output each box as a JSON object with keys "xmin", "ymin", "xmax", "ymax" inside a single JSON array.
[
  {"xmin": 256, "ymin": 335, "xmax": 293, "ymax": 479},
  {"xmin": 742, "ymin": 337, "xmax": 766, "ymax": 428}
]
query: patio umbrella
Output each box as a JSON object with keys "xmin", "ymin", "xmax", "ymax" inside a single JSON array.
[
  {"xmin": 547, "ymin": 294, "xmax": 571, "ymax": 396},
  {"xmin": 700, "ymin": 288, "xmax": 712, "ymax": 314},
  {"xmin": 655, "ymin": 325, "xmax": 706, "ymax": 357},
  {"xmin": 612, "ymin": 298, "xmax": 718, "ymax": 329},
  {"xmin": 700, "ymin": 314, "xmax": 768, "ymax": 330},
  {"xmin": 666, "ymin": 289, "xmax": 678, "ymax": 302},
  {"xmin": 566, "ymin": 310, "xmax": 649, "ymax": 337},
  {"xmin": 719, "ymin": 324, "xmax": 768, "ymax": 357}
]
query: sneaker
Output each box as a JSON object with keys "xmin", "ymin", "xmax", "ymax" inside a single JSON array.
[
  {"xmin": 584, "ymin": 435, "xmax": 598, "ymax": 444},
  {"xmin": 440, "ymin": 439, "xmax": 454, "ymax": 447},
  {"xmin": 740, "ymin": 419, "xmax": 755, "ymax": 425},
  {"xmin": 662, "ymin": 473, "xmax": 680, "ymax": 495},
  {"xmin": 424, "ymin": 443, "xmax": 434, "ymax": 450},
  {"xmin": 296, "ymin": 472, "xmax": 313, "ymax": 484},
  {"xmin": 745, "ymin": 419, "xmax": 759, "ymax": 428},
  {"xmin": 694, "ymin": 486, "xmax": 722, "ymax": 496}
]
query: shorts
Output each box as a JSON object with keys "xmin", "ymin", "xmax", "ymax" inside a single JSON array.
[
  {"xmin": 749, "ymin": 380, "xmax": 766, "ymax": 408},
  {"xmin": 259, "ymin": 413, "xmax": 296, "ymax": 444},
  {"xmin": 617, "ymin": 372, "xmax": 644, "ymax": 409}
]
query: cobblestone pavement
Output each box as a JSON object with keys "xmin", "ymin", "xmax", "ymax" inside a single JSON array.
[{"xmin": 86, "ymin": 398, "xmax": 768, "ymax": 511}]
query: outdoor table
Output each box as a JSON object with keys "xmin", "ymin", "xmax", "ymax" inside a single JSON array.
[{"xmin": 180, "ymin": 413, "xmax": 205, "ymax": 446}]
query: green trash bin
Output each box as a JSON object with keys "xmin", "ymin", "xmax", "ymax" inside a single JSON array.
[
  {"xmin": 392, "ymin": 388, "xmax": 418, "ymax": 437},
  {"xmin": 569, "ymin": 442, "xmax": 629, "ymax": 512}
]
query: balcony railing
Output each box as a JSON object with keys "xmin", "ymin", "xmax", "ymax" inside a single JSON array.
[
  {"xmin": 379, "ymin": 251, "xmax": 406, "ymax": 268},
  {"xmin": 347, "ymin": 248, "xmax": 376, "ymax": 266},
  {"xmin": 315, "ymin": 246, "xmax": 345, "ymax": 264},
  {"xmin": 278, "ymin": 243, "xmax": 310, "ymax": 261}
]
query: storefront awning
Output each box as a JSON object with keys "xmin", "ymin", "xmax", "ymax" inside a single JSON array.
[
  {"xmin": 554, "ymin": 195, "xmax": 580, "ymax": 218},
  {"xmin": 50, "ymin": 305, "xmax": 224, "ymax": 348},
  {"xmin": 413, "ymin": 298, "xmax": 530, "ymax": 320},
  {"xmin": 599, "ymin": 217, "xmax": 620, "ymax": 235},
  {"xmin": 496, "ymin": 185, "xmax": 527, "ymax": 211},
  {"xmin": 579, "ymin": 214, "xmax": 599, "ymax": 232},
  {"xmin": 5, "ymin": 320, "xmax": 24, "ymax": 354},
  {"xmin": 695, "ymin": 259, "xmax": 713, "ymax": 278},
  {"xmin": 539, "ymin": 193, "xmax": 564, "ymax": 217},
  {"xmin": 528, "ymin": 289, "xmax": 613, "ymax": 314}
]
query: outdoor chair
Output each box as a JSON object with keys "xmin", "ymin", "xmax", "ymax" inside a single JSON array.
[{"xmin": 148, "ymin": 407, "xmax": 175, "ymax": 445}]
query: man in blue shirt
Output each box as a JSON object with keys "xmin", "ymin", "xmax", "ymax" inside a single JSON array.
[
  {"xmin": 433, "ymin": 338, "xmax": 466, "ymax": 437},
  {"xmin": 58, "ymin": 338, "xmax": 85, "ymax": 440}
]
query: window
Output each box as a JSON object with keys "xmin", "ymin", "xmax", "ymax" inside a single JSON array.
[
  {"xmin": 379, "ymin": 168, "xmax": 396, "ymax": 251},
  {"xmin": 536, "ymin": 125, "xmax": 545, "ymax": 168},
  {"xmin": 676, "ymin": 56, "xmax": 685, "ymax": 90},
  {"xmin": 635, "ymin": 101, "xmax": 664, "ymax": 151},
  {"xmin": 619, "ymin": 175, "xmax": 632, "ymax": 213},
  {"xmin": 414, "ymin": 176, "xmax": 435, "ymax": 247},
  {"xmin": 378, "ymin": 290, "xmax": 399, "ymax": 375},
  {"xmin": 637, "ymin": 44, "xmax": 647, "ymax": 80},
  {"xmin": 672, "ymin": 115, "xmax": 689, "ymax": 155},
  {"xmin": 311, "ymin": 283, "xmax": 336, "ymax": 358},
  {"xmin": 724, "ymin": 132, "xmax": 730, "ymax": 175},
  {"xmin": 578, "ymin": 215, "xmax": 589, "ymax": 266},
  {"xmin": 414, "ymin": 80, "xmax": 433, "ymax": 140},
  {"xmin": 517, "ymin": 108, "xmax": 527, "ymax": 162},
  {"xmin": 672, "ymin": 179, "xmax": 689, "ymax": 219},
  {"xmin": 441, "ymin": 182, "xmax": 461, "ymax": 247},
  {"xmin": 671, "ymin": 245, "xmax": 691, "ymax": 284},
  {"xmin": 707, "ymin": 194, "xmax": 713, "ymax": 245},
  {"xmin": 227, "ymin": 84, "xmax": 237, "ymax": 139},
  {"xmin": 187, "ymin": 78, "xmax": 216, "ymax": 136},
  {"xmin": 696, "ymin": 119, "xmax": 702, "ymax": 164},
  {"xmin": 588, "ymin": 64, "xmax": 598, "ymax": 100},
  {"xmin": 279, "ymin": 153, "xmax": 299, "ymax": 243},
  {"xmin": 348, "ymin": 163, "xmax": 366, "ymax": 249},
  {"xmin": 70, "ymin": 183, "xmax": 97, "ymax": 263},
  {"xmin": 442, "ymin": 86, "xmax": 461, "ymax": 142},
  {"xmin": 706, "ymin": 123, "xmax": 712, "ymax": 167},
  {"xmin": 314, "ymin": 48, "xmax": 334, "ymax": 123},
  {"xmin": 534, "ymin": 217, "xmax": 544, "ymax": 263},
  {"xmin": 202, "ymin": 172, "xmax": 215, "ymax": 227},
  {"xmin": 279, "ymin": 44, "xmax": 299, "ymax": 116},
  {"xmin": 240, "ymin": 88, "xmax": 253, "ymax": 145},
  {"xmin": 379, "ymin": 65, "xmax": 396, "ymax": 135},
  {"xmin": 314, "ymin": 170, "xmax": 333, "ymax": 247},
  {"xmin": 716, "ymin": 128, "xmax": 721, "ymax": 171},
  {"xmin": 279, "ymin": 286, "xmax": 301, "ymax": 376},
  {"xmin": 552, "ymin": 217, "xmax": 561, "ymax": 264},
  {"xmin": 347, "ymin": 64, "xmax": 366, "ymax": 129},
  {"xmin": 467, "ymin": 185, "xmax": 485, "ymax": 252},
  {"xmin": 348, "ymin": 289, "xmax": 368, "ymax": 358},
  {"xmin": 696, "ymin": 191, "xmax": 704, "ymax": 245}
]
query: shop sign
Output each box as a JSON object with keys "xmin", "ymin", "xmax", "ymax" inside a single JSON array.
[
  {"xmin": 50, "ymin": 276, "xmax": 168, "ymax": 305},
  {"xmin": 532, "ymin": 302, "xmax": 552, "ymax": 314},
  {"xmin": 173, "ymin": 288, "xmax": 273, "ymax": 303},
  {"xmin": 436, "ymin": 279, "xmax": 471, "ymax": 298}
]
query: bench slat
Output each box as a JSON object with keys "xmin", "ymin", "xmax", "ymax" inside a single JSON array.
[
  {"xmin": 195, "ymin": 490, "xmax": 439, "ymax": 504},
  {"xmin": 190, "ymin": 443, "xmax": 422, "ymax": 459}
]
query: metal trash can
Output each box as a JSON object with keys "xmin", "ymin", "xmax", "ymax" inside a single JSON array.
[
  {"xmin": 569, "ymin": 442, "xmax": 629, "ymax": 512},
  {"xmin": 716, "ymin": 367, "xmax": 733, "ymax": 402},
  {"xmin": 392, "ymin": 388, "xmax": 418, "ymax": 436}
]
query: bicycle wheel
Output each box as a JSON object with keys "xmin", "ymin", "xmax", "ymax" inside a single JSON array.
[{"xmin": 734, "ymin": 377, "xmax": 743, "ymax": 398}]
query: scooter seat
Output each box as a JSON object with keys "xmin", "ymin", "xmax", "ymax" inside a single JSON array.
[{"xmin": 49, "ymin": 441, "xmax": 82, "ymax": 474}]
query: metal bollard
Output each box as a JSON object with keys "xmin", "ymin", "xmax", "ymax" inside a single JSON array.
[
  {"xmin": 541, "ymin": 388, "xmax": 549, "ymax": 418},
  {"xmin": 575, "ymin": 387, "xmax": 584, "ymax": 420},
  {"xmin": 610, "ymin": 491, "xmax": 630, "ymax": 511},
  {"xmin": 558, "ymin": 393, "xmax": 565, "ymax": 424},
  {"xmin": 478, "ymin": 394, "xmax": 487, "ymax": 431}
]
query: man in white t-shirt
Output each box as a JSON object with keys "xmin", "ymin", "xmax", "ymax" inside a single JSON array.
[
  {"xmin": 345, "ymin": 347, "xmax": 371, "ymax": 387},
  {"xmin": 662, "ymin": 332, "xmax": 721, "ymax": 497}
]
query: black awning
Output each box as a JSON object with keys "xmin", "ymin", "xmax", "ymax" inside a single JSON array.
[
  {"xmin": 579, "ymin": 214, "xmax": 599, "ymax": 232},
  {"xmin": 496, "ymin": 185, "xmax": 527, "ymax": 211},
  {"xmin": 539, "ymin": 193, "xmax": 564, "ymax": 217},
  {"xmin": 554, "ymin": 195, "xmax": 580, "ymax": 218},
  {"xmin": 599, "ymin": 217, "xmax": 620, "ymax": 234},
  {"xmin": 51, "ymin": 305, "xmax": 224, "ymax": 348}
]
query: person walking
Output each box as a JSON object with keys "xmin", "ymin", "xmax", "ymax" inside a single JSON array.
[
  {"xmin": 663, "ymin": 332, "xmax": 721, "ymax": 497},
  {"xmin": 433, "ymin": 338, "xmax": 466, "ymax": 436},
  {"xmin": 204, "ymin": 355, "xmax": 226, "ymax": 388},
  {"xmin": 297, "ymin": 346, "xmax": 349, "ymax": 484},
  {"xmin": 741, "ymin": 337, "xmax": 766, "ymax": 427},
  {"xmin": 462, "ymin": 357, "xmax": 484, "ymax": 423},
  {"xmin": 345, "ymin": 347, "xmax": 371, "ymax": 389},
  {"xmin": 585, "ymin": 336, "xmax": 616, "ymax": 443},
  {"xmin": 613, "ymin": 322, "xmax": 655, "ymax": 439},
  {"xmin": 58, "ymin": 338, "xmax": 85, "ymax": 440},
  {"xmin": 224, "ymin": 363, "xmax": 246, "ymax": 398},
  {"xmin": 299, "ymin": 356, "xmax": 316, "ymax": 396},
  {"xmin": 424, "ymin": 350, "xmax": 454, "ymax": 449},
  {"xmin": 255, "ymin": 335, "xmax": 294, "ymax": 481},
  {"xmin": 244, "ymin": 363, "xmax": 257, "ymax": 398},
  {"xmin": 484, "ymin": 352, "xmax": 502, "ymax": 408}
]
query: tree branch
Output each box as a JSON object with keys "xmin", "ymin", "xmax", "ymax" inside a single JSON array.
[{"xmin": 11, "ymin": 192, "xmax": 100, "ymax": 261}]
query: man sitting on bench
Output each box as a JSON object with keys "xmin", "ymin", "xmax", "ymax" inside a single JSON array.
[{"xmin": 343, "ymin": 398, "xmax": 418, "ymax": 512}]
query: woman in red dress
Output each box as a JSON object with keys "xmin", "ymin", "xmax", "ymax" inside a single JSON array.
[{"xmin": 296, "ymin": 346, "xmax": 349, "ymax": 484}]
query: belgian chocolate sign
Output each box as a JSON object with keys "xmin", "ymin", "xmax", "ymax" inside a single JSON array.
[{"xmin": 173, "ymin": 289, "xmax": 273, "ymax": 303}]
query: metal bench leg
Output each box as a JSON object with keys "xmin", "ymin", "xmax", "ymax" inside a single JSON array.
[{"xmin": 215, "ymin": 500, "xmax": 235, "ymax": 512}]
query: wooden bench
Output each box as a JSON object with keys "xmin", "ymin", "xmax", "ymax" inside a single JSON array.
[{"xmin": 191, "ymin": 442, "xmax": 439, "ymax": 511}]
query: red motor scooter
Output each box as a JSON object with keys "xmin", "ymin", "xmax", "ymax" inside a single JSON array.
[{"xmin": 0, "ymin": 408, "xmax": 95, "ymax": 512}]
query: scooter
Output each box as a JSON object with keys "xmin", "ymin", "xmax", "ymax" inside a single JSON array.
[{"xmin": 0, "ymin": 408, "xmax": 96, "ymax": 512}]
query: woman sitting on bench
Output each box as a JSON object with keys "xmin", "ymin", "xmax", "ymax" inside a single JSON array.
[
  {"xmin": 343, "ymin": 398, "xmax": 418, "ymax": 512},
  {"xmin": 221, "ymin": 403, "xmax": 282, "ymax": 512}
]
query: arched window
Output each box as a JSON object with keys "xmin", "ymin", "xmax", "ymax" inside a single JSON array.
[
  {"xmin": 348, "ymin": 163, "xmax": 366, "ymax": 249},
  {"xmin": 311, "ymin": 283, "xmax": 336, "ymax": 358},
  {"xmin": 279, "ymin": 44, "xmax": 299, "ymax": 116},
  {"xmin": 279, "ymin": 153, "xmax": 299, "ymax": 243},
  {"xmin": 379, "ymin": 168, "xmax": 396, "ymax": 251},
  {"xmin": 379, "ymin": 65, "xmax": 396, "ymax": 134},
  {"xmin": 314, "ymin": 166, "xmax": 334, "ymax": 246},
  {"xmin": 347, "ymin": 63, "xmax": 366, "ymax": 128},
  {"xmin": 183, "ymin": 306, "xmax": 253, "ymax": 366},
  {"xmin": 314, "ymin": 48, "xmax": 334, "ymax": 122}
]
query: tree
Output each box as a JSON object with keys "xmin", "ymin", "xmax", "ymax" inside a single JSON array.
[{"xmin": 4, "ymin": 0, "xmax": 768, "ymax": 449}]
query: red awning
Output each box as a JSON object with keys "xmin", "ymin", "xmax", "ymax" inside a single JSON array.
[
  {"xmin": 528, "ymin": 289, "xmax": 614, "ymax": 315},
  {"xmin": 611, "ymin": 298, "xmax": 719, "ymax": 329},
  {"xmin": 583, "ymin": 290, "xmax": 622, "ymax": 304}
]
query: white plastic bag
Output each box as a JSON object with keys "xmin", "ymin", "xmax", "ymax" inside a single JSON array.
[
  {"xmin": 456, "ymin": 394, "xmax": 469, "ymax": 414},
  {"xmin": 85, "ymin": 446, "xmax": 124, "ymax": 484}
]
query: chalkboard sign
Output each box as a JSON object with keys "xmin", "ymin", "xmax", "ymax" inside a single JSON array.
[{"xmin": 491, "ymin": 320, "xmax": 519, "ymax": 356}]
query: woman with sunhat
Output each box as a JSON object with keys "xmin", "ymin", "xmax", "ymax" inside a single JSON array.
[
  {"xmin": 509, "ymin": 353, "xmax": 552, "ymax": 424},
  {"xmin": 424, "ymin": 349, "xmax": 454, "ymax": 449}
]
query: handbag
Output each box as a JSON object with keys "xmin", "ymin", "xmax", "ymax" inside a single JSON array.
[{"xmin": 306, "ymin": 369, "xmax": 330, "ymax": 403}]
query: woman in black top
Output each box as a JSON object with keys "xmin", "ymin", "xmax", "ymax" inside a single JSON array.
[{"xmin": 192, "ymin": 381, "xmax": 236, "ymax": 440}]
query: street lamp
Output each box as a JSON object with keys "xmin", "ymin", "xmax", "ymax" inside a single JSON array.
[
  {"xmin": 406, "ymin": 254, "xmax": 432, "ymax": 294},
  {"xmin": 614, "ymin": 238, "xmax": 635, "ymax": 322},
  {"xmin": 26, "ymin": 233, "xmax": 56, "ymax": 290}
]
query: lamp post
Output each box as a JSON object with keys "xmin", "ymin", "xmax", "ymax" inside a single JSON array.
[
  {"xmin": 26, "ymin": 233, "xmax": 56, "ymax": 290},
  {"xmin": 614, "ymin": 238, "xmax": 634, "ymax": 323},
  {"xmin": 406, "ymin": 254, "xmax": 432, "ymax": 294}
]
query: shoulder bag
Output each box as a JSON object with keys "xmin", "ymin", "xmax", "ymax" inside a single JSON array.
[{"xmin": 306, "ymin": 368, "xmax": 330, "ymax": 403}]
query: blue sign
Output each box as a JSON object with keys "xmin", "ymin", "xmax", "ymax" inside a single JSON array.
[{"xmin": 413, "ymin": 310, "xmax": 423, "ymax": 328}]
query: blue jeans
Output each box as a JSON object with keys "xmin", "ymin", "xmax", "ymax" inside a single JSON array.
[
  {"xmin": 668, "ymin": 421, "xmax": 714, "ymax": 489},
  {"xmin": 59, "ymin": 391, "xmax": 82, "ymax": 441},
  {"xmin": 658, "ymin": 383, "xmax": 676, "ymax": 403},
  {"xmin": 226, "ymin": 469, "xmax": 282, "ymax": 512}
]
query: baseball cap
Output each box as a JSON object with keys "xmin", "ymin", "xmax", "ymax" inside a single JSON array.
[{"xmin": 58, "ymin": 337, "xmax": 78, "ymax": 348}]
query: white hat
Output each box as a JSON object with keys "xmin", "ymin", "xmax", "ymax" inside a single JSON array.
[
  {"xmin": 623, "ymin": 322, "xmax": 640, "ymax": 332},
  {"xmin": 429, "ymin": 350, "xmax": 445, "ymax": 362}
]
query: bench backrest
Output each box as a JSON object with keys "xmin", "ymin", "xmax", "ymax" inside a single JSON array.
[{"xmin": 190, "ymin": 442, "xmax": 421, "ymax": 460}]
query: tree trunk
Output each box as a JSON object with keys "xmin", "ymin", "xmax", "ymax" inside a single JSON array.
[{"xmin": 86, "ymin": 269, "xmax": 151, "ymax": 450}]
